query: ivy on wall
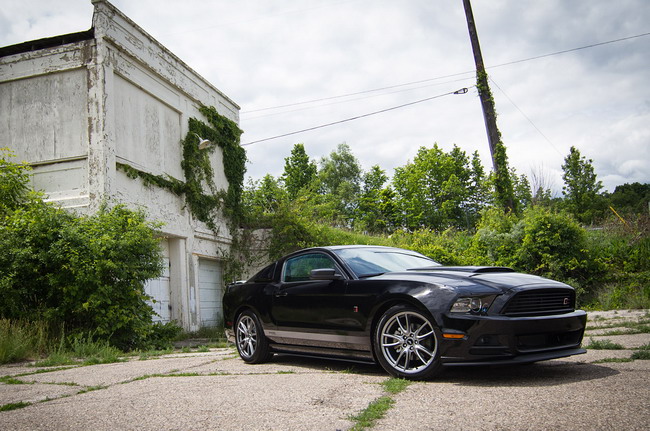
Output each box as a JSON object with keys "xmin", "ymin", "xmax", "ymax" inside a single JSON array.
[{"xmin": 116, "ymin": 104, "xmax": 245, "ymax": 233}]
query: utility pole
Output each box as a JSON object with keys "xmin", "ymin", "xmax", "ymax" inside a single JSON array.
[{"xmin": 462, "ymin": 0, "xmax": 514, "ymax": 211}]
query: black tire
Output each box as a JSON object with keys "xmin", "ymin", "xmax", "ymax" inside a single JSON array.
[
  {"xmin": 373, "ymin": 305, "xmax": 443, "ymax": 380},
  {"xmin": 234, "ymin": 310, "xmax": 273, "ymax": 364}
]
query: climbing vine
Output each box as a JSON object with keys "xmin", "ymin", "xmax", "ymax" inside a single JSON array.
[
  {"xmin": 475, "ymin": 70, "xmax": 516, "ymax": 213},
  {"xmin": 116, "ymin": 105, "xmax": 245, "ymax": 234}
]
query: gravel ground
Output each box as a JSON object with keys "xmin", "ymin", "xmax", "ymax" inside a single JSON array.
[{"xmin": 1, "ymin": 310, "xmax": 648, "ymax": 430}]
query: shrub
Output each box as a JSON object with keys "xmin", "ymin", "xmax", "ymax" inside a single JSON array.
[{"xmin": 0, "ymin": 151, "xmax": 169, "ymax": 351}]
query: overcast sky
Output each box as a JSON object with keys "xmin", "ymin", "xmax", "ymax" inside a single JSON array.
[{"xmin": 1, "ymin": 0, "xmax": 648, "ymax": 194}]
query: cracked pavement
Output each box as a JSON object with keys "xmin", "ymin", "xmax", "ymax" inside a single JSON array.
[{"xmin": 1, "ymin": 310, "xmax": 648, "ymax": 430}]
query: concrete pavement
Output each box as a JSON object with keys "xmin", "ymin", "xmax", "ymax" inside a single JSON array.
[{"xmin": 1, "ymin": 310, "xmax": 648, "ymax": 430}]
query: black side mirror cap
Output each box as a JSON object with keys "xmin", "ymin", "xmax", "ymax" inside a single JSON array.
[{"xmin": 310, "ymin": 268, "xmax": 343, "ymax": 280}]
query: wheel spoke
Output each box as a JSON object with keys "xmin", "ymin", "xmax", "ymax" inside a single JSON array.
[
  {"xmin": 414, "ymin": 344, "xmax": 433, "ymax": 361},
  {"xmin": 382, "ymin": 341, "xmax": 401, "ymax": 348}
]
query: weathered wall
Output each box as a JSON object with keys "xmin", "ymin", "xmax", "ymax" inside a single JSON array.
[{"xmin": 0, "ymin": 0, "xmax": 242, "ymax": 330}]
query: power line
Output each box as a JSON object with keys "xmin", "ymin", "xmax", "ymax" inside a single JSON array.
[
  {"xmin": 241, "ymin": 88, "xmax": 470, "ymax": 146},
  {"xmin": 242, "ymin": 71, "xmax": 475, "ymax": 114},
  {"xmin": 241, "ymin": 31, "xmax": 650, "ymax": 115},
  {"xmin": 244, "ymin": 76, "xmax": 476, "ymax": 121},
  {"xmin": 488, "ymin": 77, "xmax": 563, "ymax": 157}
]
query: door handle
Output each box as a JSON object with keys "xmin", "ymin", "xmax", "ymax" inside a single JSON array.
[{"xmin": 274, "ymin": 292, "xmax": 288, "ymax": 297}]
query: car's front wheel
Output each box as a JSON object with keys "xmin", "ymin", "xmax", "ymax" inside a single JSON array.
[
  {"xmin": 374, "ymin": 305, "xmax": 442, "ymax": 380},
  {"xmin": 235, "ymin": 310, "xmax": 273, "ymax": 364}
]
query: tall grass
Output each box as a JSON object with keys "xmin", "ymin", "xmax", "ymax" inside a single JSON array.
[
  {"xmin": 1, "ymin": 320, "xmax": 124, "ymax": 366},
  {"xmin": 0, "ymin": 319, "xmax": 51, "ymax": 364}
]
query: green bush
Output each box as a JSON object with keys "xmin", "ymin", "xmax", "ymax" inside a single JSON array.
[{"xmin": 0, "ymin": 149, "xmax": 172, "ymax": 351}]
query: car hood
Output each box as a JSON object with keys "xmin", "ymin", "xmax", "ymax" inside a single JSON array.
[{"xmin": 370, "ymin": 266, "xmax": 572, "ymax": 294}]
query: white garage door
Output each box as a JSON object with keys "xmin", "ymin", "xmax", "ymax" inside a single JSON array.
[
  {"xmin": 144, "ymin": 240, "xmax": 171, "ymax": 323},
  {"xmin": 198, "ymin": 259, "xmax": 224, "ymax": 327}
]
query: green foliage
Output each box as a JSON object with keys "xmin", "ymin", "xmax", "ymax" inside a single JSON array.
[
  {"xmin": 382, "ymin": 378, "xmax": 411, "ymax": 394},
  {"xmin": 393, "ymin": 144, "xmax": 490, "ymax": 231},
  {"xmin": 608, "ymin": 182, "xmax": 650, "ymax": 216},
  {"xmin": 317, "ymin": 143, "xmax": 362, "ymax": 223},
  {"xmin": 0, "ymin": 319, "xmax": 50, "ymax": 364},
  {"xmin": 631, "ymin": 350, "xmax": 650, "ymax": 360},
  {"xmin": 0, "ymin": 148, "xmax": 32, "ymax": 216},
  {"xmin": 0, "ymin": 203, "xmax": 164, "ymax": 350},
  {"xmin": 349, "ymin": 396, "xmax": 394, "ymax": 431},
  {"xmin": 584, "ymin": 215, "xmax": 650, "ymax": 309},
  {"xmin": 282, "ymin": 143, "xmax": 317, "ymax": 200},
  {"xmin": 585, "ymin": 338, "xmax": 624, "ymax": 350},
  {"xmin": 562, "ymin": 146, "xmax": 605, "ymax": 224},
  {"xmin": 389, "ymin": 228, "xmax": 471, "ymax": 265},
  {"xmin": 0, "ymin": 151, "xmax": 175, "ymax": 351},
  {"xmin": 470, "ymin": 207, "xmax": 595, "ymax": 285},
  {"xmin": 117, "ymin": 105, "xmax": 245, "ymax": 230}
]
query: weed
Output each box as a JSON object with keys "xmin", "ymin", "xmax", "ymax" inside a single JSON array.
[
  {"xmin": 349, "ymin": 396, "xmax": 394, "ymax": 431},
  {"xmin": 277, "ymin": 370, "xmax": 295, "ymax": 374},
  {"xmin": 197, "ymin": 345, "xmax": 210, "ymax": 353},
  {"xmin": 382, "ymin": 378, "xmax": 411, "ymax": 394},
  {"xmin": 0, "ymin": 320, "xmax": 51, "ymax": 364},
  {"xmin": 77, "ymin": 385, "xmax": 108, "ymax": 394},
  {"xmin": 33, "ymin": 353, "xmax": 79, "ymax": 367},
  {"xmin": 0, "ymin": 401, "xmax": 32, "ymax": 412},
  {"xmin": 585, "ymin": 338, "xmax": 625, "ymax": 350},
  {"xmin": 631, "ymin": 350, "xmax": 650, "ymax": 360},
  {"xmin": 0, "ymin": 376, "xmax": 31, "ymax": 385}
]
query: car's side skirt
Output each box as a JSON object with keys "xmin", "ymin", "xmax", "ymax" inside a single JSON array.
[
  {"xmin": 268, "ymin": 343, "xmax": 375, "ymax": 363},
  {"xmin": 265, "ymin": 329, "xmax": 371, "ymax": 351}
]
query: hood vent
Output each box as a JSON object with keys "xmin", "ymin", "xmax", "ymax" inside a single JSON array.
[{"xmin": 409, "ymin": 266, "xmax": 515, "ymax": 274}]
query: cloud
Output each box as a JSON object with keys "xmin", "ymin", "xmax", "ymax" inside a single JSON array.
[{"xmin": 1, "ymin": 0, "xmax": 648, "ymax": 193}]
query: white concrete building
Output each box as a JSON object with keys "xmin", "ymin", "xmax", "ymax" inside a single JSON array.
[{"xmin": 0, "ymin": 0, "xmax": 240, "ymax": 330}]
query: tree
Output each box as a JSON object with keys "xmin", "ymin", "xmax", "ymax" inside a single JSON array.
[
  {"xmin": 317, "ymin": 143, "xmax": 362, "ymax": 224},
  {"xmin": 356, "ymin": 165, "xmax": 392, "ymax": 233},
  {"xmin": 242, "ymin": 174, "xmax": 286, "ymax": 223},
  {"xmin": 608, "ymin": 182, "xmax": 650, "ymax": 216},
  {"xmin": 561, "ymin": 146, "xmax": 604, "ymax": 224},
  {"xmin": 281, "ymin": 143, "xmax": 317, "ymax": 200},
  {"xmin": 393, "ymin": 144, "xmax": 488, "ymax": 231}
]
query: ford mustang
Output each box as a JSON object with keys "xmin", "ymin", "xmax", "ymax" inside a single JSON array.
[{"xmin": 223, "ymin": 245, "xmax": 587, "ymax": 380}]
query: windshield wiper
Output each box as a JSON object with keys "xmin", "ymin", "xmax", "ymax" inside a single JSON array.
[{"xmin": 358, "ymin": 272, "xmax": 386, "ymax": 279}]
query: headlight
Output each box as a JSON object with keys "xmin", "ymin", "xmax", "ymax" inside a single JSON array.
[{"xmin": 450, "ymin": 296, "xmax": 496, "ymax": 314}]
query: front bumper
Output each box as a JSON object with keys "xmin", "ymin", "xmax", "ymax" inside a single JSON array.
[{"xmin": 439, "ymin": 310, "xmax": 587, "ymax": 366}]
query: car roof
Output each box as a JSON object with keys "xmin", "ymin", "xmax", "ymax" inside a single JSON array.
[{"xmin": 291, "ymin": 245, "xmax": 425, "ymax": 254}]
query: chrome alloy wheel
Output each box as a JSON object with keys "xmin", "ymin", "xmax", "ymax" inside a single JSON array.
[
  {"xmin": 236, "ymin": 314, "xmax": 258, "ymax": 359},
  {"xmin": 379, "ymin": 311, "xmax": 438, "ymax": 374}
]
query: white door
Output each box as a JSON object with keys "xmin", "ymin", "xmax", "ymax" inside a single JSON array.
[
  {"xmin": 145, "ymin": 240, "xmax": 171, "ymax": 323},
  {"xmin": 198, "ymin": 259, "xmax": 223, "ymax": 327}
]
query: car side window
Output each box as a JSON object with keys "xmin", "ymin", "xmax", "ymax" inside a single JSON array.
[{"xmin": 282, "ymin": 253, "xmax": 338, "ymax": 282}]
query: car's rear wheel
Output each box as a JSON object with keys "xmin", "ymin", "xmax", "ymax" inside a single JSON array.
[
  {"xmin": 235, "ymin": 310, "xmax": 272, "ymax": 363},
  {"xmin": 374, "ymin": 305, "xmax": 442, "ymax": 380}
]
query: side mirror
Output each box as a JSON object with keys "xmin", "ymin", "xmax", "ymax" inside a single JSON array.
[{"xmin": 310, "ymin": 268, "xmax": 342, "ymax": 280}]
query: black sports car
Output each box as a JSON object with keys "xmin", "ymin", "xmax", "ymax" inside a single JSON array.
[{"xmin": 223, "ymin": 245, "xmax": 587, "ymax": 380}]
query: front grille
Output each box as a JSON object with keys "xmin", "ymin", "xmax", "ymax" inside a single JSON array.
[{"xmin": 502, "ymin": 289, "xmax": 575, "ymax": 316}]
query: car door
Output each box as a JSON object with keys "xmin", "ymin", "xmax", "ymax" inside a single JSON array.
[{"xmin": 268, "ymin": 252, "xmax": 349, "ymax": 347}]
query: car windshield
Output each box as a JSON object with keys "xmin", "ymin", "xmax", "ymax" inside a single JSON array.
[{"xmin": 334, "ymin": 248, "xmax": 439, "ymax": 278}]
